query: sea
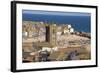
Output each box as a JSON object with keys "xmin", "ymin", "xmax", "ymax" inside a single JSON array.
[{"xmin": 22, "ymin": 13, "xmax": 91, "ymax": 33}]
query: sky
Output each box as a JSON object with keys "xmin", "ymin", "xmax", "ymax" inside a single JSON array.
[{"xmin": 23, "ymin": 10, "xmax": 91, "ymax": 17}]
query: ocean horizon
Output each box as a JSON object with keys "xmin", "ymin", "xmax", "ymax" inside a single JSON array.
[{"xmin": 22, "ymin": 10, "xmax": 91, "ymax": 33}]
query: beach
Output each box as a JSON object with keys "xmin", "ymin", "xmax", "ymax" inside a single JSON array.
[{"xmin": 22, "ymin": 33, "xmax": 91, "ymax": 62}]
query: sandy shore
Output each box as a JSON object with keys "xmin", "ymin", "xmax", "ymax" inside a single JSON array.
[
  {"xmin": 23, "ymin": 34, "xmax": 90, "ymax": 42},
  {"xmin": 22, "ymin": 34, "xmax": 91, "ymax": 62},
  {"xmin": 57, "ymin": 34, "xmax": 89, "ymax": 41},
  {"xmin": 23, "ymin": 34, "xmax": 90, "ymax": 48}
]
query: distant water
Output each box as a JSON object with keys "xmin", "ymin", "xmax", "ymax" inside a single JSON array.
[{"xmin": 22, "ymin": 13, "xmax": 91, "ymax": 33}]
